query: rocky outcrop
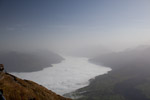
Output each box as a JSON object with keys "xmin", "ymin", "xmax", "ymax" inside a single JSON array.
[
  {"xmin": 0, "ymin": 64, "xmax": 4, "ymax": 72},
  {"xmin": 0, "ymin": 72, "xmax": 71, "ymax": 100}
]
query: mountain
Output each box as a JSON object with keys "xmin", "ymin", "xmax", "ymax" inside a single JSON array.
[
  {"xmin": 90, "ymin": 45, "xmax": 150, "ymax": 70},
  {"xmin": 0, "ymin": 50, "xmax": 64, "ymax": 72},
  {"xmin": 0, "ymin": 71, "xmax": 71, "ymax": 100},
  {"xmin": 66, "ymin": 45, "xmax": 150, "ymax": 100}
]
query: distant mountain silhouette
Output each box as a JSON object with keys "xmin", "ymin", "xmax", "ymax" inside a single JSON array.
[
  {"xmin": 90, "ymin": 45, "xmax": 150, "ymax": 69},
  {"xmin": 0, "ymin": 50, "xmax": 64, "ymax": 72}
]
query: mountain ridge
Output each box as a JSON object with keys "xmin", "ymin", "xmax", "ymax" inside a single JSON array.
[{"xmin": 0, "ymin": 50, "xmax": 64, "ymax": 72}]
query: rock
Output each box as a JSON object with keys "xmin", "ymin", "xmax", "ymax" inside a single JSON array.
[{"xmin": 0, "ymin": 64, "xmax": 4, "ymax": 72}]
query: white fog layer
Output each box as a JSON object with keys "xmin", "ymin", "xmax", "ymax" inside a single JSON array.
[{"xmin": 11, "ymin": 56, "xmax": 111, "ymax": 95}]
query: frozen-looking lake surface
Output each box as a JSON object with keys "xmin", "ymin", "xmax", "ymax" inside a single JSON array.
[{"xmin": 11, "ymin": 55, "xmax": 111, "ymax": 95}]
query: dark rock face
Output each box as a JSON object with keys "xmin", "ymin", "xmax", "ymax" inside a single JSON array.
[
  {"xmin": 0, "ymin": 64, "xmax": 4, "ymax": 72},
  {"xmin": 0, "ymin": 72, "xmax": 71, "ymax": 100}
]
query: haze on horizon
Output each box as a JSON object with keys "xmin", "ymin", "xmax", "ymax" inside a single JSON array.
[{"xmin": 0, "ymin": 0, "xmax": 150, "ymax": 54}]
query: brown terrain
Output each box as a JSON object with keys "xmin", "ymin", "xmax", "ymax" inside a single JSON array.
[{"xmin": 0, "ymin": 71, "xmax": 72, "ymax": 100}]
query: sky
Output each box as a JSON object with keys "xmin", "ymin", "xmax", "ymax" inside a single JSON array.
[{"xmin": 0, "ymin": 0, "xmax": 150, "ymax": 52}]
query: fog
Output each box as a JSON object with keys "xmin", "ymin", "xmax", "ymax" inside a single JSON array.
[
  {"xmin": 11, "ymin": 56, "xmax": 111, "ymax": 95},
  {"xmin": 1, "ymin": 1, "xmax": 150, "ymax": 100},
  {"xmin": 0, "ymin": 0, "xmax": 150, "ymax": 73}
]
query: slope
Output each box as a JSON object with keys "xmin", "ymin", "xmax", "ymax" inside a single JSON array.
[{"xmin": 0, "ymin": 71, "xmax": 71, "ymax": 100}]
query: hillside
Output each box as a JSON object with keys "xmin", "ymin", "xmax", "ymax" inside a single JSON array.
[
  {"xmin": 0, "ymin": 71, "xmax": 71, "ymax": 100},
  {"xmin": 66, "ymin": 46, "xmax": 150, "ymax": 100},
  {"xmin": 90, "ymin": 46, "xmax": 150, "ymax": 70},
  {"xmin": 0, "ymin": 51, "xmax": 64, "ymax": 72}
]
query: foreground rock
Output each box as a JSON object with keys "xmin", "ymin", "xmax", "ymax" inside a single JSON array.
[{"xmin": 0, "ymin": 72, "xmax": 71, "ymax": 100}]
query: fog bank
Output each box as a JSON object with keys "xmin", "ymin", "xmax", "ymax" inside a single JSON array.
[{"xmin": 12, "ymin": 55, "xmax": 111, "ymax": 95}]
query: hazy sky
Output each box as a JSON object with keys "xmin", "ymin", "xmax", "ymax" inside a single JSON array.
[{"xmin": 0, "ymin": 0, "xmax": 150, "ymax": 52}]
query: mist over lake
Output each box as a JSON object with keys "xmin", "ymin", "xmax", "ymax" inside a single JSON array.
[
  {"xmin": 11, "ymin": 55, "xmax": 111, "ymax": 95},
  {"xmin": 1, "ymin": 0, "xmax": 150, "ymax": 100}
]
